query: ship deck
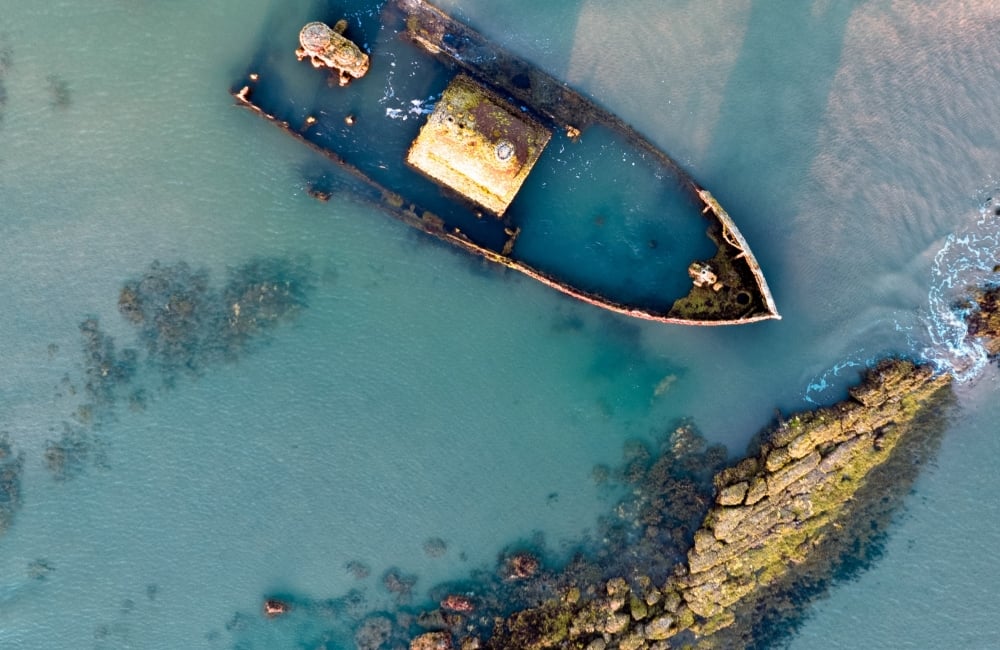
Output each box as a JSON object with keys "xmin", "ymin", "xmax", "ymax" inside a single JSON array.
[{"xmin": 230, "ymin": 0, "xmax": 780, "ymax": 325}]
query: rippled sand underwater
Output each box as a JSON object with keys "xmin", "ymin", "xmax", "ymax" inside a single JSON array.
[{"xmin": 1, "ymin": 0, "xmax": 1000, "ymax": 648}]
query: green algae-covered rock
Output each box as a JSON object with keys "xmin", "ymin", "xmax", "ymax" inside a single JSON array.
[
  {"xmin": 676, "ymin": 359, "xmax": 951, "ymax": 645},
  {"xmin": 478, "ymin": 359, "xmax": 952, "ymax": 650}
]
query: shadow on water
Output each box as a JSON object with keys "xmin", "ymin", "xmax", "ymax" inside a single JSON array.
[{"xmin": 702, "ymin": 1, "xmax": 856, "ymax": 294}]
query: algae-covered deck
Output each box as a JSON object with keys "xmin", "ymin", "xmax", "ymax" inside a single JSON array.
[
  {"xmin": 406, "ymin": 75, "xmax": 551, "ymax": 216},
  {"xmin": 230, "ymin": 0, "xmax": 779, "ymax": 326}
]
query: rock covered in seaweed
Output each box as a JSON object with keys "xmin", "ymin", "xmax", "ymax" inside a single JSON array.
[
  {"xmin": 473, "ymin": 358, "xmax": 952, "ymax": 650},
  {"xmin": 966, "ymin": 285, "xmax": 1000, "ymax": 356},
  {"xmin": 676, "ymin": 359, "xmax": 951, "ymax": 644},
  {"xmin": 411, "ymin": 631, "xmax": 453, "ymax": 650}
]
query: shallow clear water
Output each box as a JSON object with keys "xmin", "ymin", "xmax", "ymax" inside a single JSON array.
[{"xmin": 1, "ymin": 0, "xmax": 999, "ymax": 648}]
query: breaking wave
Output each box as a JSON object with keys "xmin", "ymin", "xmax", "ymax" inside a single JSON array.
[{"xmin": 921, "ymin": 187, "xmax": 1000, "ymax": 381}]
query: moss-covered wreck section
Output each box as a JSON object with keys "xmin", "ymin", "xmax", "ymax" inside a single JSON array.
[{"xmin": 422, "ymin": 359, "xmax": 952, "ymax": 650}]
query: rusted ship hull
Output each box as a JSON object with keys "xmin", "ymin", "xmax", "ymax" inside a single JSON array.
[{"xmin": 232, "ymin": 0, "xmax": 780, "ymax": 325}]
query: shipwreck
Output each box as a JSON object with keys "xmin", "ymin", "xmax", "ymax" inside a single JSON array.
[{"xmin": 232, "ymin": 0, "xmax": 780, "ymax": 325}]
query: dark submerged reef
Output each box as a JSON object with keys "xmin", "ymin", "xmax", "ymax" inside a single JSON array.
[
  {"xmin": 222, "ymin": 359, "xmax": 957, "ymax": 650},
  {"xmin": 0, "ymin": 433, "xmax": 25, "ymax": 535},
  {"xmin": 44, "ymin": 256, "xmax": 314, "ymax": 479},
  {"xmin": 118, "ymin": 258, "xmax": 313, "ymax": 380}
]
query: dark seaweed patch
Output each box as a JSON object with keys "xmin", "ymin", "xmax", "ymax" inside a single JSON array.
[
  {"xmin": 0, "ymin": 433, "xmax": 24, "ymax": 535},
  {"xmin": 119, "ymin": 257, "xmax": 313, "ymax": 381},
  {"xmin": 46, "ymin": 256, "xmax": 315, "ymax": 480},
  {"xmin": 44, "ymin": 422, "xmax": 109, "ymax": 481},
  {"xmin": 0, "ymin": 39, "xmax": 10, "ymax": 128},
  {"xmin": 46, "ymin": 74, "xmax": 71, "ymax": 109},
  {"xmin": 422, "ymin": 537, "xmax": 448, "ymax": 558},
  {"xmin": 27, "ymin": 558, "xmax": 55, "ymax": 580}
]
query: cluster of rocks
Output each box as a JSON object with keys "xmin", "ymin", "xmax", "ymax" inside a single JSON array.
[
  {"xmin": 404, "ymin": 358, "xmax": 953, "ymax": 650},
  {"xmin": 229, "ymin": 265, "xmax": 998, "ymax": 649}
]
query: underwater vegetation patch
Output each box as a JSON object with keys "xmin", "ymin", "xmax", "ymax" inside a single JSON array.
[
  {"xmin": 0, "ymin": 433, "xmax": 25, "ymax": 535},
  {"xmin": 44, "ymin": 256, "xmax": 315, "ymax": 480},
  {"xmin": 45, "ymin": 74, "xmax": 70, "ymax": 109},
  {"xmin": 44, "ymin": 422, "xmax": 109, "ymax": 481},
  {"xmin": 118, "ymin": 257, "xmax": 313, "ymax": 380}
]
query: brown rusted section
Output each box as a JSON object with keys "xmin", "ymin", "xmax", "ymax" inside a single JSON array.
[{"xmin": 295, "ymin": 20, "xmax": 370, "ymax": 86}]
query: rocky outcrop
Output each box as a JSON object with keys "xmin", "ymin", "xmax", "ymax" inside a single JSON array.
[
  {"xmin": 966, "ymin": 285, "xmax": 1000, "ymax": 356},
  {"xmin": 476, "ymin": 359, "xmax": 952, "ymax": 649},
  {"xmin": 674, "ymin": 359, "xmax": 951, "ymax": 643}
]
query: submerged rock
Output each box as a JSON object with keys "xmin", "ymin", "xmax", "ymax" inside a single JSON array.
[
  {"xmin": 504, "ymin": 552, "xmax": 540, "ymax": 580},
  {"xmin": 411, "ymin": 631, "xmax": 453, "ymax": 650},
  {"xmin": 0, "ymin": 434, "xmax": 24, "ymax": 535},
  {"xmin": 263, "ymin": 598, "xmax": 290, "ymax": 618},
  {"xmin": 966, "ymin": 285, "xmax": 1000, "ymax": 356},
  {"xmin": 355, "ymin": 615, "xmax": 395, "ymax": 650}
]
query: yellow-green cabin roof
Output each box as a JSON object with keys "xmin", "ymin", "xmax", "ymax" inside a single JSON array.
[{"xmin": 406, "ymin": 75, "xmax": 551, "ymax": 216}]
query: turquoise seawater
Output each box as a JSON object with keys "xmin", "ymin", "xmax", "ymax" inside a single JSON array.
[{"xmin": 1, "ymin": 0, "xmax": 998, "ymax": 648}]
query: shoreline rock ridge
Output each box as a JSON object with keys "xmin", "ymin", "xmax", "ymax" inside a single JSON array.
[{"xmin": 420, "ymin": 358, "xmax": 954, "ymax": 650}]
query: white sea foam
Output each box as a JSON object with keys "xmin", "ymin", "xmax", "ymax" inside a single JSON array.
[
  {"xmin": 384, "ymin": 95, "xmax": 436, "ymax": 121},
  {"xmin": 804, "ymin": 354, "xmax": 869, "ymax": 405},
  {"xmin": 921, "ymin": 186, "xmax": 1000, "ymax": 381}
]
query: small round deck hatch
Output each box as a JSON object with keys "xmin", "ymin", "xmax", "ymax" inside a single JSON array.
[{"xmin": 495, "ymin": 140, "xmax": 515, "ymax": 162}]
